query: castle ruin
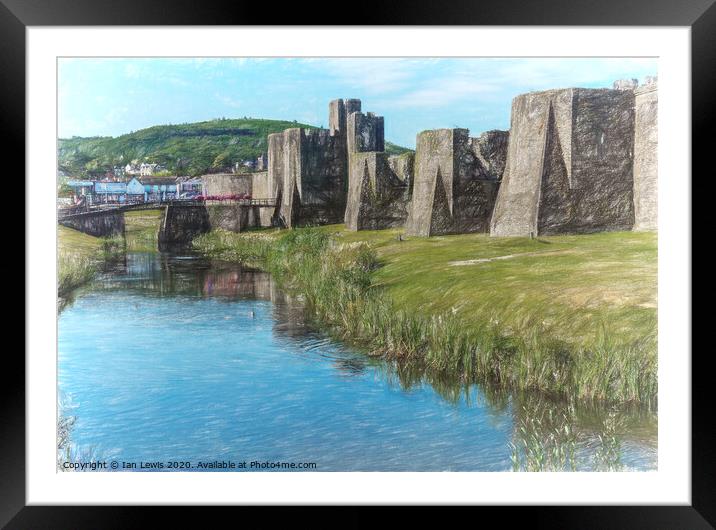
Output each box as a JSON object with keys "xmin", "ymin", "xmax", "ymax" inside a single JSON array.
[
  {"xmin": 404, "ymin": 128, "xmax": 506, "ymax": 237},
  {"xmin": 203, "ymin": 77, "xmax": 657, "ymax": 238}
]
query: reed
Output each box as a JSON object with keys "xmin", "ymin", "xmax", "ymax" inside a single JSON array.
[{"xmin": 192, "ymin": 226, "xmax": 657, "ymax": 404}]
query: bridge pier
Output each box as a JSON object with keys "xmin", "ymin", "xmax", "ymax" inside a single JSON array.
[
  {"xmin": 157, "ymin": 203, "xmax": 211, "ymax": 251},
  {"xmin": 58, "ymin": 200, "xmax": 278, "ymax": 250}
]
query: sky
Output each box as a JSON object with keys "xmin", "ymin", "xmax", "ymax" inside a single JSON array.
[{"xmin": 58, "ymin": 57, "xmax": 657, "ymax": 149}]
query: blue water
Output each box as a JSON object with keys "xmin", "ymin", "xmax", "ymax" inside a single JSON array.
[{"xmin": 58, "ymin": 252, "xmax": 657, "ymax": 471}]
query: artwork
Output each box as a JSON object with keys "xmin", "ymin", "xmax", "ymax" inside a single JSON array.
[{"xmin": 57, "ymin": 57, "xmax": 658, "ymax": 473}]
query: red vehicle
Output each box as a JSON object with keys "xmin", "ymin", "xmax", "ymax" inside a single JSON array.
[{"xmin": 196, "ymin": 193, "xmax": 252, "ymax": 202}]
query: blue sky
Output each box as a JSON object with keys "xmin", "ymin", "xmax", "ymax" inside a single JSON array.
[{"xmin": 58, "ymin": 57, "xmax": 657, "ymax": 148}]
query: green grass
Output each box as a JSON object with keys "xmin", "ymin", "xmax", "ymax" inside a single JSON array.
[
  {"xmin": 124, "ymin": 209, "xmax": 163, "ymax": 251},
  {"xmin": 57, "ymin": 226, "xmax": 125, "ymax": 304},
  {"xmin": 58, "ymin": 226, "xmax": 103, "ymax": 299},
  {"xmin": 327, "ymin": 226, "xmax": 656, "ymax": 349},
  {"xmin": 193, "ymin": 225, "xmax": 657, "ymax": 404},
  {"xmin": 57, "ymin": 210, "xmax": 162, "ymax": 304}
]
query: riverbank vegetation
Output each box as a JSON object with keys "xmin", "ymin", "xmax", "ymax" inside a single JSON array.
[
  {"xmin": 193, "ymin": 226, "xmax": 657, "ymax": 405},
  {"xmin": 58, "ymin": 210, "xmax": 164, "ymax": 307},
  {"xmin": 58, "ymin": 226, "xmax": 125, "ymax": 302}
]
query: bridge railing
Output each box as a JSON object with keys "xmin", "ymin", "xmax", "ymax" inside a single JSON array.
[{"xmin": 58, "ymin": 197, "xmax": 277, "ymax": 219}]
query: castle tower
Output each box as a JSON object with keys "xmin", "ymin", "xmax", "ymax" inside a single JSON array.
[
  {"xmin": 404, "ymin": 128, "xmax": 504, "ymax": 237},
  {"xmin": 347, "ymin": 111, "xmax": 385, "ymax": 153},
  {"xmin": 490, "ymin": 88, "xmax": 635, "ymax": 237}
]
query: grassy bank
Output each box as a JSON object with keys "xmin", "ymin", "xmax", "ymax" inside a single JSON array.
[
  {"xmin": 58, "ymin": 210, "xmax": 163, "ymax": 305},
  {"xmin": 57, "ymin": 226, "xmax": 124, "ymax": 302},
  {"xmin": 124, "ymin": 209, "xmax": 163, "ymax": 251},
  {"xmin": 193, "ymin": 226, "xmax": 657, "ymax": 404}
]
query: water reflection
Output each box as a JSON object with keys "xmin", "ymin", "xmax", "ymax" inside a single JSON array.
[{"xmin": 59, "ymin": 250, "xmax": 657, "ymax": 471}]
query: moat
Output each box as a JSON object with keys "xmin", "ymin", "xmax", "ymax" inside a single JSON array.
[{"xmin": 58, "ymin": 250, "xmax": 657, "ymax": 471}]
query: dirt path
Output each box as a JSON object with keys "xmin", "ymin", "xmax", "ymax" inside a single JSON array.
[{"xmin": 449, "ymin": 249, "xmax": 571, "ymax": 266}]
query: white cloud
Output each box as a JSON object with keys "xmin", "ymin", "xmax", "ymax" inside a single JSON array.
[{"xmin": 215, "ymin": 94, "xmax": 242, "ymax": 109}]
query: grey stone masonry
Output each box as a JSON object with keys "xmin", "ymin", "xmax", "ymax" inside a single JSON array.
[
  {"xmin": 344, "ymin": 152, "xmax": 409, "ymax": 230},
  {"xmin": 343, "ymin": 105, "xmax": 412, "ymax": 231},
  {"xmin": 633, "ymin": 80, "xmax": 658, "ymax": 231},
  {"xmin": 347, "ymin": 111, "xmax": 385, "ymax": 153},
  {"xmin": 490, "ymin": 88, "xmax": 635, "ymax": 237},
  {"xmin": 404, "ymin": 128, "xmax": 504, "ymax": 237}
]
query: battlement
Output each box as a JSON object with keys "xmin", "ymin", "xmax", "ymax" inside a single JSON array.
[{"xmin": 329, "ymin": 98, "xmax": 362, "ymax": 137}]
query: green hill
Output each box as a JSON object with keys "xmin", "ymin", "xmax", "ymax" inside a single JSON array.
[{"xmin": 58, "ymin": 118, "xmax": 413, "ymax": 178}]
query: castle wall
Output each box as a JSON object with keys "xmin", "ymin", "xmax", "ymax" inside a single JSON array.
[
  {"xmin": 300, "ymin": 129, "xmax": 347, "ymax": 211},
  {"xmin": 250, "ymin": 171, "xmax": 275, "ymax": 227},
  {"xmin": 469, "ymin": 130, "xmax": 509, "ymax": 181},
  {"xmin": 633, "ymin": 82, "xmax": 658, "ymax": 231},
  {"xmin": 405, "ymin": 128, "xmax": 503, "ymax": 237},
  {"xmin": 206, "ymin": 204, "xmax": 250, "ymax": 232},
  {"xmin": 345, "ymin": 152, "xmax": 409, "ymax": 230},
  {"xmin": 270, "ymin": 126, "xmax": 347, "ymax": 228},
  {"xmin": 490, "ymin": 88, "xmax": 635, "ymax": 237},
  {"xmin": 59, "ymin": 209, "xmax": 125, "ymax": 238},
  {"xmin": 158, "ymin": 204, "xmax": 211, "ymax": 250},
  {"xmin": 201, "ymin": 173, "xmax": 252, "ymax": 197},
  {"xmin": 388, "ymin": 152, "xmax": 415, "ymax": 193},
  {"xmin": 267, "ymin": 132, "xmax": 285, "ymax": 199},
  {"xmin": 347, "ymin": 112, "xmax": 385, "ymax": 153}
]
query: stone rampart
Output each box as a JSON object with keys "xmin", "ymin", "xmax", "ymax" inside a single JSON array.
[
  {"xmin": 201, "ymin": 173, "xmax": 252, "ymax": 197},
  {"xmin": 344, "ymin": 152, "xmax": 409, "ymax": 230},
  {"xmin": 490, "ymin": 88, "xmax": 635, "ymax": 237},
  {"xmin": 404, "ymin": 128, "xmax": 504, "ymax": 237}
]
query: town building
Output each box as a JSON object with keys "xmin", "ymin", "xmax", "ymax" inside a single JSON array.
[{"xmin": 140, "ymin": 176, "xmax": 177, "ymax": 201}]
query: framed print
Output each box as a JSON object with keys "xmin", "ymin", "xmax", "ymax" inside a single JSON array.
[{"xmin": 6, "ymin": 0, "xmax": 710, "ymax": 526}]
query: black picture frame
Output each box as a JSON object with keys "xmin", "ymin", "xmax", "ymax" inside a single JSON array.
[{"xmin": 5, "ymin": 0, "xmax": 707, "ymax": 527}]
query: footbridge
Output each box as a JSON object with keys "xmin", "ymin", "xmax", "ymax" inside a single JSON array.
[{"xmin": 58, "ymin": 199, "xmax": 278, "ymax": 249}]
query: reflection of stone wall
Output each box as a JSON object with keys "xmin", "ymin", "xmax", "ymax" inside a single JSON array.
[
  {"xmin": 490, "ymin": 88, "xmax": 635, "ymax": 237},
  {"xmin": 405, "ymin": 128, "xmax": 503, "ymax": 237},
  {"xmin": 633, "ymin": 81, "xmax": 658, "ymax": 231}
]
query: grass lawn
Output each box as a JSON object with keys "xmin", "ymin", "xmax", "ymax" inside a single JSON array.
[
  {"xmin": 325, "ymin": 226, "xmax": 657, "ymax": 350},
  {"xmin": 124, "ymin": 209, "xmax": 163, "ymax": 251},
  {"xmin": 58, "ymin": 224, "xmax": 104, "ymax": 259}
]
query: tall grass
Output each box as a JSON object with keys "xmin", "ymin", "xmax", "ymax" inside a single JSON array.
[
  {"xmin": 57, "ymin": 227, "xmax": 127, "ymax": 306},
  {"xmin": 58, "ymin": 254, "xmax": 98, "ymax": 299},
  {"xmin": 193, "ymin": 227, "xmax": 657, "ymax": 404}
]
